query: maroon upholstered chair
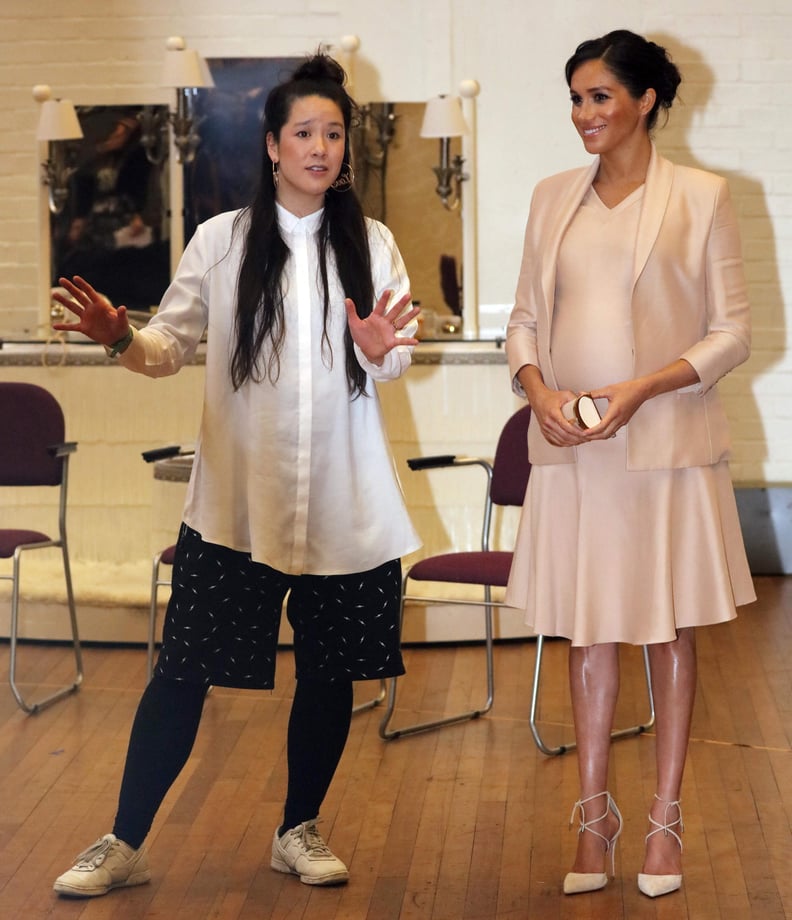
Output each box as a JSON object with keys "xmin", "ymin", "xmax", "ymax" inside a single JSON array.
[
  {"xmin": 379, "ymin": 405, "xmax": 655, "ymax": 752},
  {"xmin": 379, "ymin": 405, "xmax": 532, "ymax": 739},
  {"xmin": 0, "ymin": 382, "xmax": 83, "ymax": 713}
]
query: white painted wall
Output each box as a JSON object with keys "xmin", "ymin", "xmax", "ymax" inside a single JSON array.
[{"xmin": 1, "ymin": 0, "xmax": 790, "ymax": 486}]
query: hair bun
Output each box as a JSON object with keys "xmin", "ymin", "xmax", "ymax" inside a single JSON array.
[
  {"xmin": 290, "ymin": 52, "xmax": 347, "ymax": 87},
  {"xmin": 646, "ymin": 40, "xmax": 682, "ymax": 107}
]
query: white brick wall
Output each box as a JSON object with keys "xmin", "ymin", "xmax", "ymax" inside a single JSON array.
[{"xmin": 1, "ymin": 0, "xmax": 790, "ymax": 482}]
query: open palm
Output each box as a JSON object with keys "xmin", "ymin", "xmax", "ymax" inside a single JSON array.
[
  {"xmin": 345, "ymin": 290, "xmax": 419, "ymax": 364},
  {"xmin": 52, "ymin": 275, "xmax": 130, "ymax": 347}
]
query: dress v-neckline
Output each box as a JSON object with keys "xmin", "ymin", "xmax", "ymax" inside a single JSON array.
[{"xmin": 589, "ymin": 183, "xmax": 645, "ymax": 214}]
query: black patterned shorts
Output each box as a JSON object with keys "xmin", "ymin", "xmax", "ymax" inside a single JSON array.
[{"xmin": 154, "ymin": 524, "xmax": 406, "ymax": 689}]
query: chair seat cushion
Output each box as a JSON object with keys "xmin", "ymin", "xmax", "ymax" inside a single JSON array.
[
  {"xmin": 407, "ymin": 551, "xmax": 514, "ymax": 587},
  {"xmin": 0, "ymin": 529, "xmax": 51, "ymax": 558}
]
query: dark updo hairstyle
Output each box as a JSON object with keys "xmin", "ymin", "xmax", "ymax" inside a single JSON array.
[
  {"xmin": 565, "ymin": 30, "xmax": 681, "ymax": 131},
  {"xmin": 231, "ymin": 52, "xmax": 374, "ymax": 397}
]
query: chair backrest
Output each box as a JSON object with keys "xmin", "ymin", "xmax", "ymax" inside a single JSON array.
[
  {"xmin": 490, "ymin": 405, "xmax": 532, "ymax": 508},
  {"xmin": 439, "ymin": 254, "xmax": 461, "ymax": 313},
  {"xmin": 0, "ymin": 383, "xmax": 66, "ymax": 487}
]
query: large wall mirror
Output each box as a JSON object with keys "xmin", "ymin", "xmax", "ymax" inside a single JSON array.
[
  {"xmin": 48, "ymin": 64, "xmax": 464, "ymax": 335},
  {"xmin": 50, "ymin": 104, "xmax": 172, "ymax": 321},
  {"xmin": 182, "ymin": 57, "xmax": 299, "ymax": 242},
  {"xmin": 184, "ymin": 59, "xmax": 463, "ymax": 331}
]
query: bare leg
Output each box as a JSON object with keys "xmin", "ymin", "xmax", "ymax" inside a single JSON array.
[
  {"xmin": 568, "ymin": 642, "xmax": 621, "ymax": 873},
  {"xmin": 642, "ymin": 627, "xmax": 697, "ymax": 876}
]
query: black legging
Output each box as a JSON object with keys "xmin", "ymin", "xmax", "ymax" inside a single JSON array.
[{"xmin": 113, "ymin": 675, "xmax": 353, "ymax": 850}]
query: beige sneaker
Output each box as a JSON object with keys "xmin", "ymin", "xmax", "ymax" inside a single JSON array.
[
  {"xmin": 53, "ymin": 833, "xmax": 151, "ymax": 897},
  {"xmin": 271, "ymin": 819, "xmax": 349, "ymax": 885}
]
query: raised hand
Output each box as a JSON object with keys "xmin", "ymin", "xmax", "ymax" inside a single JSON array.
[
  {"xmin": 52, "ymin": 275, "xmax": 130, "ymax": 347},
  {"xmin": 345, "ymin": 290, "xmax": 419, "ymax": 366}
]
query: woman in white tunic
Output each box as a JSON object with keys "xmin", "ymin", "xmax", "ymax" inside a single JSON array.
[
  {"xmin": 51, "ymin": 54, "xmax": 421, "ymax": 898},
  {"xmin": 505, "ymin": 31, "xmax": 754, "ymax": 899}
]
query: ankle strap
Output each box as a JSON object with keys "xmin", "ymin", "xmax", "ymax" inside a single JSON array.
[
  {"xmin": 646, "ymin": 795, "xmax": 684, "ymax": 850},
  {"xmin": 569, "ymin": 792, "xmax": 617, "ymax": 835},
  {"xmin": 653, "ymin": 794, "xmax": 683, "ymax": 823}
]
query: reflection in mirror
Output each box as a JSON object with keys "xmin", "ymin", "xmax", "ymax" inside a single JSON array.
[
  {"xmin": 353, "ymin": 103, "xmax": 397, "ymax": 222},
  {"xmin": 354, "ymin": 102, "xmax": 463, "ymax": 335},
  {"xmin": 50, "ymin": 105, "xmax": 172, "ymax": 317}
]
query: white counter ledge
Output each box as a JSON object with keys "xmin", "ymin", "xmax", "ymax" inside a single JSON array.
[
  {"xmin": 412, "ymin": 338, "xmax": 507, "ymax": 364},
  {"xmin": 0, "ymin": 337, "xmax": 504, "ymax": 367}
]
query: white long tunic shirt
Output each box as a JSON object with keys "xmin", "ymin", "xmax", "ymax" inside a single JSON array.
[{"xmin": 119, "ymin": 205, "xmax": 421, "ymax": 575}]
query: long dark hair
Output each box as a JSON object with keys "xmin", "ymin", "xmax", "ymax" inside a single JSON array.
[
  {"xmin": 230, "ymin": 53, "xmax": 373, "ymax": 397},
  {"xmin": 565, "ymin": 30, "xmax": 681, "ymax": 132}
]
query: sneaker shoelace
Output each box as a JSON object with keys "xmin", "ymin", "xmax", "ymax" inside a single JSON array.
[
  {"xmin": 301, "ymin": 823, "xmax": 333, "ymax": 857},
  {"xmin": 73, "ymin": 836, "xmax": 115, "ymax": 869}
]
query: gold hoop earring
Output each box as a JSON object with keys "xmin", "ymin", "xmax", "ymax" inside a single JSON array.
[
  {"xmin": 272, "ymin": 161, "xmax": 279, "ymax": 189},
  {"xmin": 330, "ymin": 164, "xmax": 355, "ymax": 192}
]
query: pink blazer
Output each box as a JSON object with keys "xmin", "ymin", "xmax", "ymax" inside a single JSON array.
[{"xmin": 506, "ymin": 146, "xmax": 751, "ymax": 470}]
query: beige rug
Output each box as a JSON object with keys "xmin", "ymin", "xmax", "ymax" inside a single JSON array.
[{"xmin": 0, "ymin": 557, "xmax": 155, "ymax": 607}]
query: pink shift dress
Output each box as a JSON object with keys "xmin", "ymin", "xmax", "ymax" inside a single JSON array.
[{"xmin": 504, "ymin": 185, "xmax": 755, "ymax": 646}]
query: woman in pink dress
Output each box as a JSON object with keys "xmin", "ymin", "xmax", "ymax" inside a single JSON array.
[{"xmin": 505, "ymin": 30, "xmax": 754, "ymax": 899}]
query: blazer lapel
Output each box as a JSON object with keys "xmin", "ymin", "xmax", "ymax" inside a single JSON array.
[{"xmin": 633, "ymin": 146, "xmax": 674, "ymax": 287}]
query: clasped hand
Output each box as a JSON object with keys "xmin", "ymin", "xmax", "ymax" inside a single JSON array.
[{"xmin": 534, "ymin": 378, "xmax": 648, "ymax": 447}]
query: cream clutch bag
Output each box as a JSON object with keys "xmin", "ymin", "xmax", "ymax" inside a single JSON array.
[{"xmin": 562, "ymin": 394, "xmax": 603, "ymax": 429}]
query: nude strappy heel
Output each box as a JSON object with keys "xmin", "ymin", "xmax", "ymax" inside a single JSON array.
[
  {"xmin": 563, "ymin": 791, "xmax": 623, "ymax": 895},
  {"xmin": 637, "ymin": 794, "xmax": 684, "ymax": 898}
]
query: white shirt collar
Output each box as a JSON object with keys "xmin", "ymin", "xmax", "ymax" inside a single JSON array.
[{"xmin": 276, "ymin": 201, "xmax": 324, "ymax": 234}]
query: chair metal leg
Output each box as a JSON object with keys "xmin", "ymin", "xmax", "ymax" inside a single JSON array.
[
  {"xmin": 8, "ymin": 543, "xmax": 83, "ymax": 714},
  {"xmin": 379, "ymin": 584, "xmax": 496, "ymax": 740},
  {"xmin": 529, "ymin": 636, "xmax": 656, "ymax": 756},
  {"xmin": 147, "ymin": 551, "xmax": 165, "ymax": 684},
  {"xmin": 352, "ymin": 678, "xmax": 387, "ymax": 714}
]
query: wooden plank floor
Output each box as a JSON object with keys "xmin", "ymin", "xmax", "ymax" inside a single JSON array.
[{"xmin": 0, "ymin": 575, "xmax": 790, "ymax": 920}]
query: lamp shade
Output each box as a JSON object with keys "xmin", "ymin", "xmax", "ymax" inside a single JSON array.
[
  {"xmin": 161, "ymin": 48, "xmax": 210, "ymax": 88},
  {"xmin": 197, "ymin": 53, "xmax": 215, "ymax": 89},
  {"xmin": 36, "ymin": 99, "xmax": 83, "ymax": 141},
  {"xmin": 420, "ymin": 95, "xmax": 468, "ymax": 138}
]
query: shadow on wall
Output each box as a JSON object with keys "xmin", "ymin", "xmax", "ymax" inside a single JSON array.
[{"xmin": 650, "ymin": 33, "xmax": 784, "ymax": 481}]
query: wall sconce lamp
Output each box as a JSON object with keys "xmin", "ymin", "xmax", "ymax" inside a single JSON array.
[
  {"xmin": 33, "ymin": 85, "xmax": 83, "ymax": 215},
  {"xmin": 420, "ymin": 94, "xmax": 468, "ymax": 210},
  {"xmin": 421, "ymin": 80, "xmax": 481, "ymax": 211},
  {"xmin": 139, "ymin": 36, "xmax": 214, "ymax": 165}
]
